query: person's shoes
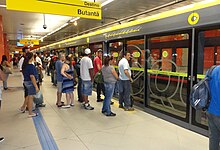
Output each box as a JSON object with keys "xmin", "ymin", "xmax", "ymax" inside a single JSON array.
[
  {"xmin": 97, "ymin": 99, "xmax": 104, "ymax": 102},
  {"xmin": 106, "ymin": 112, "xmax": 116, "ymax": 117},
  {"xmin": 101, "ymin": 110, "xmax": 106, "ymax": 114},
  {"xmin": 57, "ymin": 103, "xmax": 65, "ymax": 107},
  {"xmin": 0, "ymin": 137, "xmax": 4, "ymax": 142},
  {"xmin": 70, "ymin": 104, "xmax": 74, "ymax": 107},
  {"xmin": 56, "ymin": 101, "xmax": 64, "ymax": 105},
  {"xmin": 61, "ymin": 105, "xmax": 71, "ymax": 108},
  {"xmin": 18, "ymin": 108, "xmax": 25, "ymax": 113},
  {"xmin": 84, "ymin": 103, "xmax": 94, "ymax": 110},
  {"xmin": 110, "ymin": 101, "xmax": 114, "ymax": 105},
  {"xmin": 4, "ymin": 88, "xmax": 8, "ymax": 90},
  {"xmin": 28, "ymin": 113, "xmax": 38, "ymax": 118},
  {"xmin": 124, "ymin": 107, "xmax": 134, "ymax": 111},
  {"xmin": 36, "ymin": 103, "xmax": 46, "ymax": 108},
  {"xmin": 119, "ymin": 105, "xmax": 124, "ymax": 109}
]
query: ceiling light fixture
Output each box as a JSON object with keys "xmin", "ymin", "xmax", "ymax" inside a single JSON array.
[
  {"xmin": 69, "ymin": 17, "xmax": 80, "ymax": 23},
  {"xmin": 101, "ymin": 0, "xmax": 114, "ymax": 7},
  {"xmin": 0, "ymin": 5, "xmax": 6, "ymax": 8},
  {"xmin": 74, "ymin": 21, "xmax": 77, "ymax": 26}
]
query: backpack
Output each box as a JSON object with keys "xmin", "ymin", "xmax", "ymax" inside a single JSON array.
[{"xmin": 190, "ymin": 65, "xmax": 216, "ymax": 111}]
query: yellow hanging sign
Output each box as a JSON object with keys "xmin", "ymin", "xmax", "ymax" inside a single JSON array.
[
  {"xmin": 6, "ymin": 0, "xmax": 102, "ymax": 20},
  {"xmin": 19, "ymin": 39, "xmax": 40, "ymax": 45}
]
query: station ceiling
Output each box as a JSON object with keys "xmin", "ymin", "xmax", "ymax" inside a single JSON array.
[{"xmin": 0, "ymin": 0, "xmax": 201, "ymax": 50}]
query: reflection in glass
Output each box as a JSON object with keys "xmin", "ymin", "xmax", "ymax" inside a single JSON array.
[{"xmin": 148, "ymin": 33, "xmax": 189, "ymax": 118}]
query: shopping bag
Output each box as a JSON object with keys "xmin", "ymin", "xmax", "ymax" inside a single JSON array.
[{"xmin": 33, "ymin": 91, "xmax": 43, "ymax": 105}]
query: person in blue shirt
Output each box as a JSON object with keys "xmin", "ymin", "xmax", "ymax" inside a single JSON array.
[
  {"xmin": 55, "ymin": 53, "xmax": 65, "ymax": 107},
  {"xmin": 20, "ymin": 52, "xmax": 39, "ymax": 117},
  {"xmin": 208, "ymin": 65, "xmax": 220, "ymax": 150}
]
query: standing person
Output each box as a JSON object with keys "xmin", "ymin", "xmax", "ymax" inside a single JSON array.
[
  {"xmin": 18, "ymin": 47, "xmax": 30, "ymax": 113},
  {"xmin": 55, "ymin": 53, "xmax": 65, "ymax": 107},
  {"xmin": 207, "ymin": 65, "xmax": 220, "ymax": 150},
  {"xmin": 1, "ymin": 55, "xmax": 11, "ymax": 90},
  {"xmin": 80, "ymin": 48, "xmax": 94, "ymax": 110},
  {"xmin": 21, "ymin": 52, "xmax": 39, "ymax": 117},
  {"xmin": 75, "ymin": 56, "xmax": 83, "ymax": 102},
  {"xmin": 118, "ymin": 52, "xmax": 134, "ymax": 111},
  {"xmin": 101, "ymin": 56, "xmax": 118, "ymax": 116},
  {"xmin": 93, "ymin": 49, "xmax": 105, "ymax": 102},
  {"xmin": 61, "ymin": 56, "xmax": 75, "ymax": 108}
]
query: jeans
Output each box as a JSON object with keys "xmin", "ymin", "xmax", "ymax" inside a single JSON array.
[
  {"xmin": 97, "ymin": 82, "xmax": 105, "ymax": 100},
  {"xmin": 77, "ymin": 77, "xmax": 82, "ymax": 101},
  {"xmin": 3, "ymin": 74, "xmax": 9, "ymax": 89},
  {"xmin": 207, "ymin": 113, "xmax": 220, "ymax": 150},
  {"xmin": 102, "ymin": 82, "xmax": 115, "ymax": 114},
  {"xmin": 119, "ymin": 80, "xmax": 131, "ymax": 108},
  {"xmin": 81, "ymin": 80, "xmax": 92, "ymax": 96},
  {"xmin": 51, "ymin": 69, "xmax": 54, "ymax": 83}
]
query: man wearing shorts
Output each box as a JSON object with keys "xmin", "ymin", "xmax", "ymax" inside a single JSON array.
[
  {"xmin": 55, "ymin": 53, "xmax": 65, "ymax": 107},
  {"xmin": 80, "ymin": 48, "xmax": 94, "ymax": 110}
]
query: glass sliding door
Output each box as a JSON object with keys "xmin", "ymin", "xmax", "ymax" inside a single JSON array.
[
  {"xmin": 147, "ymin": 32, "xmax": 191, "ymax": 120},
  {"xmin": 193, "ymin": 28, "xmax": 220, "ymax": 128},
  {"xmin": 126, "ymin": 38, "xmax": 145, "ymax": 105}
]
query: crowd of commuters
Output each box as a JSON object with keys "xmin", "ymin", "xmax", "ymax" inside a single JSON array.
[{"xmin": 15, "ymin": 47, "xmax": 135, "ymax": 117}]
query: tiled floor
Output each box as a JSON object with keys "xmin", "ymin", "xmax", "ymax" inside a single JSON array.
[{"xmin": 0, "ymin": 70, "xmax": 208, "ymax": 150}]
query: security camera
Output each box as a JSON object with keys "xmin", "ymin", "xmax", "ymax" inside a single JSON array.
[{"xmin": 43, "ymin": 24, "xmax": 47, "ymax": 29}]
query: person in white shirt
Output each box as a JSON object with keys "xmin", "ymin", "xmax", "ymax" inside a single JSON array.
[
  {"xmin": 36, "ymin": 52, "xmax": 42, "ymax": 66},
  {"xmin": 118, "ymin": 52, "xmax": 134, "ymax": 111},
  {"xmin": 80, "ymin": 48, "xmax": 94, "ymax": 110}
]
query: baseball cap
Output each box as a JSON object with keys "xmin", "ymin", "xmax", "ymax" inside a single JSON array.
[
  {"xmin": 85, "ymin": 48, "xmax": 91, "ymax": 54},
  {"xmin": 97, "ymin": 49, "xmax": 103, "ymax": 52}
]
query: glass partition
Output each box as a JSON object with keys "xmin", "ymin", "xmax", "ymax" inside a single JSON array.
[
  {"xmin": 194, "ymin": 29, "xmax": 220, "ymax": 127},
  {"xmin": 147, "ymin": 33, "xmax": 190, "ymax": 119}
]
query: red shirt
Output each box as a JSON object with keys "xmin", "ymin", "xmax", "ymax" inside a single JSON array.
[{"xmin": 94, "ymin": 56, "xmax": 102, "ymax": 75}]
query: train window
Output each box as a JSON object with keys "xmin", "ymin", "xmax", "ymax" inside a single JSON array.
[
  {"xmin": 109, "ymin": 41, "xmax": 123, "ymax": 65},
  {"xmin": 89, "ymin": 43, "xmax": 103, "ymax": 61},
  {"xmin": 195, "ymin": 28, "xmax": 220, "ymax": 127},
  {"xmin": 147, "ymin": 33, "xmax": 190, "ymax": 119}
]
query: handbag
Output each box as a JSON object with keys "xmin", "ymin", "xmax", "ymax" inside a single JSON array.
[
  {"xmin": 2, "ymin": 66, "xmax": 12, "ymax": 74},
  {"xmin": 94, "ymin": 71, "xmax": 104, "ymax": 83},
  {"xmin": 0, "ymin": 69, "xmax": 6, "ymax": 81}
]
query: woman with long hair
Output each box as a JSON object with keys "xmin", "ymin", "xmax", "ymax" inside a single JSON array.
[
  {"xmin": 101, "ymin": 55, "xmax": 119, "ymax": 116},
  {"xmin": 61, "ymin": 55, "xmax": 75, "ymax": 108},
  {"xmin": 21, "ymin": 52, "xmax": 39, "ymax": 117},
  {"xmin": 1, "ymin": 55, "xmax": 11, "ymax": 90}
]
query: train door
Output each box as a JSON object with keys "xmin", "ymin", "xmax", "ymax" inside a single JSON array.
[
  {"xmin": 125, "ymin": 37, "xmax": 145, "ymax": 106},
  {"xmin": 146, "ymin": 31, "xmax": 192, "ymax": 121},
  {"xmin": 193, "ymin": 27, "xmax": 220, "ymax": 129}
]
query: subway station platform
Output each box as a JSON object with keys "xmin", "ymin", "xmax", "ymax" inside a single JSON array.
[{"xmin": 0, "ymin": 69, "xmax": 208, "ymax": 150}]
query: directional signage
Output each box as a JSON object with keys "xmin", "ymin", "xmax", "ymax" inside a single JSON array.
[
  {"xmin": 6, "ymin": 0, "xmax": 101, "ymax": 20},
  {"xmin": 19, "ymin": 39, "xmax": 39, "ymax": 45}
]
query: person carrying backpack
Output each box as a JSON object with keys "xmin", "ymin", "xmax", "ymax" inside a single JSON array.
[{"xmin": 206, "ymin": 65, "xmax": 220, "ymax": 150}]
